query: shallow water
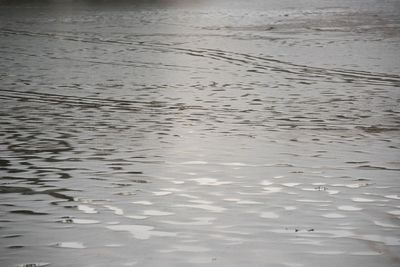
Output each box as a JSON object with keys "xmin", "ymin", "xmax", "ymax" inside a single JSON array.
[{"xmin": 0, "ymin": 0, "xmax": 400, "ymax": 266}]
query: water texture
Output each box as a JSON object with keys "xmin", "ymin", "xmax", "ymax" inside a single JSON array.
[{"xmin": 0, "ymin": 0, "xmax": 399, "ymax": 266}]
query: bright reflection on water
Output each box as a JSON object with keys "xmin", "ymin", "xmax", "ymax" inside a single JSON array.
[{"xmin": 0, "ymin": 0, "xmax": 400, "ymax": 266}]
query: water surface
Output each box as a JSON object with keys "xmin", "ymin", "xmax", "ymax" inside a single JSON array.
[{"xmin": 0, "ymin": 0, "xmax": 400, "ymax": 266}]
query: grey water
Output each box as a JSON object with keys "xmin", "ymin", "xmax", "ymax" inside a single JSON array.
[{"xmin": 0, "ymin": 0, "xmax": 400, "ymax": 266}]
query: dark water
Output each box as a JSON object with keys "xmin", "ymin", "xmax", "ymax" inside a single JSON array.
[{"xmin": 0, "ymin": 0, "xmax": 400, "ymax": 266}]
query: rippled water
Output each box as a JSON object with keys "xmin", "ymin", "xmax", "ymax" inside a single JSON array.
[{"xmin": 1, "ymin": 0, "xmax": 400, "ymax": 266}]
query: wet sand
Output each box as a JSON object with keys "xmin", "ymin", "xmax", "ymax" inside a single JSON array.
[{"xmin": 0, "ymin": 0, "xmax": 400, "ymax": 266}]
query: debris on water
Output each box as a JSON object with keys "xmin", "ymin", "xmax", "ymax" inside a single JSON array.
[
  {"xmin": 58, "ymin": 217, "xmax": 74, "ymax": 224},
  {"xmin": 315, "ymin": 186, "xmax": 327, "ymax": 191},
  {"xmin": 131, "ymin": 179, "xmax": 148, "ymax": 184},
  {"xmin": 354, "ymin": 178, "xmax": 370, "ymax": 181},
  {"xmin": 16, "ymin": 263, "xmax": 50, "ymax": 267},
  {"xmin": 292, "ymin": 228, "xmax": 316, "ymax": 233}
]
